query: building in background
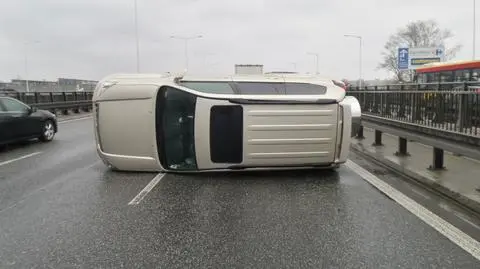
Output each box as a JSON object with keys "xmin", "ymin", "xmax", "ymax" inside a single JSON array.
[
  {"xmin": 234, "ymin": 64, "xmax": 264, "ymax": 75},
  {"xmin": 58, "ymin": 78, "xmax": 98, "ymax": 92}
]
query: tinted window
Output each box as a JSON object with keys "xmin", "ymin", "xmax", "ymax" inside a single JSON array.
[
  {"xmin": 158, "ymin": 87, "xmax": 198, "ymax": 171},
  {"xmin": 180, "ymin": 81, "xmax": 235, "ymax": 94},
  {"xmin": 440, "ymin": 71, "xmax": 453, "ymax": 82},
  {"xmin": 285, "ymin": 83, "xmax": 327, "ymax": 94},
  {"xmin": 0, "ymin": 98, "xmax": 29, "ymax": 112},
  {"xmin": 463, "ymin": 69, "xmax": 471, "ymax": 81},
  {"xmin": 471, "ymin": 69, "xmax": 480, "ymax": 81},
  {"xmin": 454, "ymin": 70, "xmax": 464, "ymax": 82},
  {"xmin": 234, "ymin": 82, "xmax": 285, "ymax": 94},
  {"xmin": 210, "ymin": 105, "xmax": 243, "ymax": 163},
  {"xmin": 419, "ymin": 74, "xmax": 427, "ymax": 83}
]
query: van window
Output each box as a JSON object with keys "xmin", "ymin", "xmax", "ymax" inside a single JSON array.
[
  {"xmin": 234, "ymin": 82, "xmax": 285, "ymax": 94},
  {"xmin": 179, "ymin": 81, "xmax": 329, "ymax": 95},
  {"xmin": 179, "ymin": 81, "xmax": 235, "ymax": 94},
  {"xmin": 210, "ymin": 105, "xmax": 243, "ymax": 163},
  {"xmin": 285, "ymin": 83, "xmax": 327, "ymax": 94}
]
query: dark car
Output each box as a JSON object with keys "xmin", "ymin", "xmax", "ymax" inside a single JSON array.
[{"xmin": 0, "ymin": 96, "xmax": 58, "ymax": 146}]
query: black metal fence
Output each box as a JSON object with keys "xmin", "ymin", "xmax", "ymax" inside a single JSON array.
[
  {"xmin": 347, "ymin": 82, "xmax": 480, "ymax": 138},
  {"xmin": 0, "ymin": 91, "xmax": 94, "ymax": 112}
]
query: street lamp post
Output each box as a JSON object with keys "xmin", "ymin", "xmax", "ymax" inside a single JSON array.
[
  {"xmin": 24, "ymin": 41, "xmax": 40, "ymax": 93},
  {"xmin": 474, "ymin": 0, "xmax": 476, "ymax": 60},
  {"xmin": 134, "ymin": 0, "xmax": 140, "ymax": 72},
  {"xmin": 170, "ymin": 35, "xmax": 203, "ymax": 71},
  {"xmin": 344, "ymin": 34, "xmax": 363, "ymax": 88},
  {"xmin": 306, "ymin": 52, "xmax": 319, "ymax": 74}
]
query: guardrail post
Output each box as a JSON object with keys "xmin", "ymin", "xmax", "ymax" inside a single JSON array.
[
  {"xmin": 399, "ymin": 85, "xmax": 405, "ymax": 118},
  {"xmin": 372, "ymin": 130, "xmax": 383, "ymax": 146},
  {"xmin": 456, "ymin": 82, "xmax": 470, "ymax": 132},
  {"xmin": 373, "ymin": 86, "xmax": 379, "ymax": 113},
  {"xmin": 73, "ymin": 92, "xmax": 80, "ymax": 113},
  {"xmin": 61, "ymin": 92, "xmax": 69, "ymax": 115},
  {"xmin": 395, "ymin": 137, "xmax": 410, "ymax": 156},
  {"xmin": 385, "ymin": 85, "xmax": 391, "ymax": 117},
  {"xmin": 433, "ymin": 83, "xmax": 445, "ymax": 125},
  {"xmin": 356, "ymin": 125, "xmax": 365, "ymax": 139},
  {"xmin": 429, "ymin": 148, "xmax": 445, "ymax": 170},
  {"xmin": 412, "ymin": 84, "xmax": 422, "ymax": 123}
]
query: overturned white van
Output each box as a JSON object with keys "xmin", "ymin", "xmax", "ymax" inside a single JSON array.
[{"xmin": 92, "ymin": 73, "xmax": 361, "ymax": 172}]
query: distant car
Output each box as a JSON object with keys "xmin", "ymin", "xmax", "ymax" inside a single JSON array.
[{"xmin": 0, "ymin": 96, "xmax": 58, "ymax": 146}]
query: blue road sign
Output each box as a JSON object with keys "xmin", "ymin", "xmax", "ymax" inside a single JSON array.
[{"xmin": 398, "ymin": 48, "xmax": 409, "ymax": 70}]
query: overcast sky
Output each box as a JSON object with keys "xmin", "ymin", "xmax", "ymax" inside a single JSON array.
[{"xmin": 0, "ymin": 0, "xmax": 476, "ymax": 82}]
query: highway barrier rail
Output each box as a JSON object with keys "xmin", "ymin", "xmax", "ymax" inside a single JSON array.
[
  {"xmin": 347, "ymin": 81, "xmax": 480, "ymax": 170},
  {"xmin": 0, "ymin": 91, "xmax": 94, "ymax": 113}
]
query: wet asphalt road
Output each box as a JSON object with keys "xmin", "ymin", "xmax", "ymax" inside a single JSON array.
[{"xmin": 1, "ymin": 118, "xmax": 480, "ymax": 268}]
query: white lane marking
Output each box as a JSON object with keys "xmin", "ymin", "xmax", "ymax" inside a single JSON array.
[
  {"xmin": 128, "ymin": 173, "xmax": 165, "ymax": 205},
  {"xmin": 58, "ymin": 116, "xmax": 92, "ymax": 124},
  {"xmin": 0, "ymin": 152, "xmax": 42, "ymax": 167},
  {"xmin": 410, "ymin": 188, "xmax": 431, "ymax": 200},
  {"xmin": 454, "ymin": 212, "xmax": 480, "ymax": 230},
  {"xmin": 345, "ymin": 160, "xmax": 480, "ymax": 260}
]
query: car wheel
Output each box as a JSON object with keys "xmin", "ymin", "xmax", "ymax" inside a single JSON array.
[{"xmin": 39, "ymin": 120, "xmax": 55, "ymax": 142}]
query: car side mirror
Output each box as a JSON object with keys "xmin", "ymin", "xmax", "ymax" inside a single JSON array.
[{"xmin": 29, "ymin": 106, "xmax": 38, "ymax": 114}]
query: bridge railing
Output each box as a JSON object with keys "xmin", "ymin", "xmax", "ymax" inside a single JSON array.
[
  {"xmin": 0, "ymin": 91, "xmax": 94, "ymax": 113},
  {"xmin": 347, "ymin": 81, "xmax": 480, "ymax": 170}
]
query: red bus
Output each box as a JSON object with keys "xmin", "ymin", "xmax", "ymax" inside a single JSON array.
[{"xmin": 414, "ymin": 60, "xmax": 480, "ymax": 83}]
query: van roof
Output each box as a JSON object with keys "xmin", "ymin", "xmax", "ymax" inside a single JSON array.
[{"xmin": 93, "ymin": 73, "xmax": 346, "ymax": 103}]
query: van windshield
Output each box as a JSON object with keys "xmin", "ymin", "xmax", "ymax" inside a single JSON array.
[{"xmin": 157, "ymin": 87, "xmax": 197, "ymax": 171}]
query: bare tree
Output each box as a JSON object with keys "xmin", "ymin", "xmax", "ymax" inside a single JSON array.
[{"xmin": 378, "ymin": 19, "xmax": 462, "ymax": 82}]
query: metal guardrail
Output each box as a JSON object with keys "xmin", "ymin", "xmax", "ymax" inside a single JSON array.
[
  {"xmin": 347, "ymin": 83, "xmax": 480, "ymax": 137},
  {"xmin": 0, "ymin": 91, "xmax": 94, "ymax": 113},
  {"xmin": 347, "ymin": 82, "xmax": 480, "ymax": 170}
]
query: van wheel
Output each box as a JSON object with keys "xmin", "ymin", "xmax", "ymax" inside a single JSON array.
[{"xmin": 39, "ymin": 120, "xmax": 55, "ymax": 142}]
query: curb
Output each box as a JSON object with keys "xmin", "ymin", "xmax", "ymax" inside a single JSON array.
[{"xmin": 350, "ymin": 143, "xmax": 480, "ymax": 216}]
